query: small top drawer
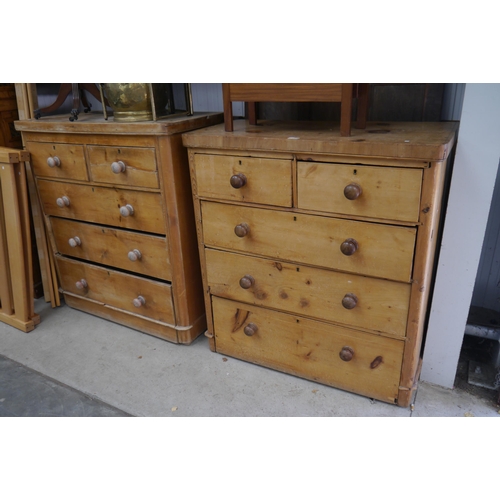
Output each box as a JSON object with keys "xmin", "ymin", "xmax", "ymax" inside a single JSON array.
[
  {"xmin": 26, "ymin": 141, "xmax": 88, "ymax": 181},
  {"xmin": 87, "ymin": 145, "xmax": 159, "ymax": 189},
  {"xmin": 297, "ymin": 162, "xmax": 423, "ymax": 222},
  {"xmin": 193, "ymin": 154, "xmax": 292, "ymax": 207}
]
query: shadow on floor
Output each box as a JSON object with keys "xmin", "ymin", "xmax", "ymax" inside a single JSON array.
[{"xmin": 0, "ymin": 355, "xmax": 131, "ymax": 417}]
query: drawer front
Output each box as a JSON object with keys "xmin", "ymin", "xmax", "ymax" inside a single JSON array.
[
  {"xmin": 194, "ymin": 154, "xmax": 292, "ymax": 207},
  {"xmin": 51, "ymin": 218, "xmax": 171, "ymax": 281},
  {"xmin": 88, "ymin": 145, "xmax": 159, "ymax": 189},
  {"xmin": 37, "ymin": 179, "xmax": 166, "ymax": 234},
  {"xmin": 205, "ymin": 249, "xmax": 410, "ymax": 336},
  {"xmin": 201, "ymin": 201, "xmax": 416, "ymax": 282},
  {"xmin": 26, "ymin": 141, "xmax": 88, "ymax": 181},
  {"xmin": 56, "ymin": 256, "xmax": 175, "ymax": 324},
  {"xmin": 297, "ymin": 162, "xmax": 423, "ymax": 222},
  {"xmin": 212, "ymin": 297, "xmax": 404, "ymax": 403}
]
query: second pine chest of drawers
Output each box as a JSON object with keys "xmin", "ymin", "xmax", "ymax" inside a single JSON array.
[
  {"xmin": 16, "ymin": 113, "xmax": 222, "ymax": 344},
  {"xmin": 183, "ymin": 120, "xmax": 457, "ymax": 406}
]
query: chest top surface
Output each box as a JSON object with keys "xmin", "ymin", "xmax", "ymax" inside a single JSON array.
[
  {"xmin": 15, "ymin": 112, "xmax": 224, "ymax": 137},
  {"xmin": 182, "ymin": 120, "xmax": 458, "ymax": 161}
]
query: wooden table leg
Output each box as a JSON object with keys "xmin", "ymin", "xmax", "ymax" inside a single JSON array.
[
  {"xmin": 222, "ymin": 83, "xmax": 233, "ymax": 132},
  {"xmin": 248, "ymin": 102, "xmax": 257, "ymax": 125},
  {"xmin": 356, "ymin": 83, "xmax": 369, "ymax": 129},
  {"xmin": 34, "ymin": 83, "xmax": 72, "ymax": 118},
  {"xmin": 340, "ymin": 84, "xmax": 353, "ymax": 137}
]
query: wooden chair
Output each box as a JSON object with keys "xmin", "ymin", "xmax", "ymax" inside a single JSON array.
[{"xmin": 222, "ymin": 83, "xmax": 369, "ymax": 136}]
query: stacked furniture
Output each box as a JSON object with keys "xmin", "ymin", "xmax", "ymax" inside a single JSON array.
[
  {"xmin": 183, "ymin": 120, "xmax": 457, "ymax": 406},
  {"xmin": 15, "ymin": 112, "xmax": 222, "ymax": 343}
]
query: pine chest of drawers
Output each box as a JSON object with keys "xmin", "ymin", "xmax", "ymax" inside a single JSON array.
[
  {"xmin": 183, "ymin": 120, "xmax": 457, "ymax": 406},
  {"xmin": 15, "ymin": 112, "xmax": 222, "ymax": 344}
]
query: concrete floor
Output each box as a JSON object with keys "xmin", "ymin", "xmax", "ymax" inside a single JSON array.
[{"xmin": 1, "ymin": 298, "xmax": 499, "ymax": 417}]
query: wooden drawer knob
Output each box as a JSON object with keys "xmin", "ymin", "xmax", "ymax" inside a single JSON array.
[
  {"xmin": 239, "ymin": 275, "xmax": 255, "ymax": 289},
  {"xmin": 75, "ymin": 279, "xmax": 88, "ymax": 290},
  {"xmin": 133, "ymin": 295, "xmax": 145, "ymax": 307},
  {"xmin": 128, "ymin": 249, "xmax": 142, "ymax": 261},
  {"xmin": 230, "ymin": 173, "xmax": 247, "ymax": 189},
  {"xmin": 244, "ymin": 323, "xmax": 258, "ymax": 336},
  {"xmin": 340, "ymin": 238, "xmax": 358, "ymax": 256},
  {"xmin": 68, "ymin": 236, "xmax": 81, "ymax": 247},
  {"xmin": 339, "ymin": 346, "xmax": 354, "ymax": 361},
  {"xmin": 342, "ymin": 293, "xmax": 358, "ymax": 309},
  {"xmin": 111, "ymin": 161, "xmax": 126, "ymax": 174},
  {"xmin": 344, "ymin": 183, "xmax": 362, "ymax": 200},
  {"xmin": 47, "ymin": 156, "xmax": 61, "ymax": 168},
  {"xmin": 56, "ymin": 196, "xmax": 70, "ymax": 207},
  {"xmin": 119, "ymin": 204, "xmax": 134, "ymax": 217},
  {"xmin": 234, "ymin": 222, "xmax": 250, "ymax": 237}
]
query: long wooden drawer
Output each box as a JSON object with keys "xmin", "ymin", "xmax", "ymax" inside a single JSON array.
[
  {"xmin": 212, "ymin": 297, "xmax": 404, "ymax": 403},
  {"xmin": 201, "ymin": 201, "xmax": 416, "ymax": 282},
  {"xmin": 51, "ymin": 218, "xmax": 171, "ymax": 281},
  {"xmin": 297, "ymin": 161, "xmax": 423, "ymax": 222},
  {"xmin": 37, "ymin": 179, "xmax": 166, "ymax": 234},
  {"xmin": 193, "ymin": 154, "xmax": 293, "ymax": 207},
  {"xmin": 26, "ymin": 141, "xmax": 88, "ymax": 181},
  {"xmin": 56, "ymin": 256, "xmax": 175, "ymax": 324},
  {"xmin": 88, "ymin": 145, "xmax": 159, "ymax": 188},
  {"xmin": 205, "ymin": 249, "xmax": 410, "ymax": 336}
]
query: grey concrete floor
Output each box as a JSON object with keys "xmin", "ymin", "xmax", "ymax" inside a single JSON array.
[{"xmin": 1, "ymin": 298, "xmax": 499, "ymax": 417}]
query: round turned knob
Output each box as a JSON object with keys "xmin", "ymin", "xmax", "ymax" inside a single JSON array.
[
  {"xmin": 230, "ymin": 173, "xmax": 247, "ymax": 189},
  {"xmin": 239, "ymin": 275, "xmax": 255, "ymax": 289},
  {"xmin": 342, "ymin": 293, "xmax": 358, "ymax": 309},
  {"xmin": 75, "ymin": 279, "xmax": 88, "ymax": 290},
  {"xmin": 47, "ymin": 156, "xmax": 61, "ymax": 168},
  {"xmin": 244, "ymin": 323, "xmax": 258, "ymax": 336},
  {"xmin": 234, "ymin": 222, "xmax": 250, "ymax": 238},
  {"xmin": 68, "ymin": 236, "xmax": 81, "ymax": 248},
  {"xmin": 340, "ymin": 238, "xmax": 358, "ymax": 256},
  {"xmin": 56, "ymin": 196, "xmax": 70, "ymax": 208},
  {"xmin": 339, "ymin": 346, "xmax": 354, "ymax": 362},
  {"xmin": 133, "ymin": 295, "xmax": 146, "ymax": 307},
  {"xmin": 119, "ymin": 204, "xmax": 134, "ymax": 217},
  {"xmin": 344, "ymin": 183, "xmax": 362, "ymax": 200},
  {"xmin": 111, "ymin": 161, "xmax": 126, "ymax": 174},
  {"xmin": 128, "ymin": 249, "xmax": 142, "ymax": 262}
]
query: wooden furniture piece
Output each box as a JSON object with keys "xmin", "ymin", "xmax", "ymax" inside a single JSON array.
[
  {"xmin": 222, "ymin": 83, "xmax": 369, "ymax": 136},
  {"xmin": 34, "ymin": 83, "xmax": 105, "ymax": 121},
  {"xmin": 0, "ymin": 147, "xmax": 40, "ymax": 332},
  {"xmin": 15, "ymin": 112, "xmax": 223, "ymax": 343},
  {"xmin": 183, "ymin": 120, "xmax": 457, "ymax": 406},
  {"xmin": 0, "ymin": 84, "xmax": 23, "ymax": 148}
]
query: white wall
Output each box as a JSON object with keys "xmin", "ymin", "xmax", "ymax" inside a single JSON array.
[
  {"xmin": 191, "ymin": 83, "xmax": 244, "ymax": 116},
  {"xmin": 421, "ymin": 84, "xmax": 500, "ymax": 388}
]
